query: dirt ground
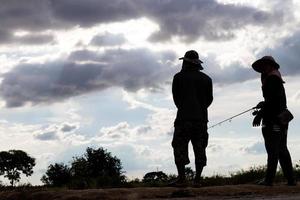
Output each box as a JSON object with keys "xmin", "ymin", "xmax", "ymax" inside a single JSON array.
[{"xmin": 1, "ymin": 184, "xmax": 300, "ymax": 200}]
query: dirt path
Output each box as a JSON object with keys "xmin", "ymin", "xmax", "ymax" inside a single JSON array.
[{"xmin": 1, "ymin": 184, "xmax": 300, "ymax": 200}]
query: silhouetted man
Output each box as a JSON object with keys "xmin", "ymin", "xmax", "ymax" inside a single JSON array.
[
  {"xmin": 171, "ymin": 50, "xmax": 213, "ymax": 186},
  {"xmin": 252, "ymin": 56, "xmax": 296, "ymax": 186}
]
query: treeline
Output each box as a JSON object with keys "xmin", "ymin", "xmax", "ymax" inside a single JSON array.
[{"xmin": 1, "ymin": 147, "xmax": 300, "ymax": 188}]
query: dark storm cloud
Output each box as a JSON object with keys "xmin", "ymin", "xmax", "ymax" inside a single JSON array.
[
  {"xmin": 0, "ymin": 29, "xmax": 12, "ymax": 43},
  {"xmin": 0, "ymin": 61, "xmax": 107, "ymax": 107},
  {"xmin": 15, "ymin": 33, "xmax": 55, "ymax": 45},
  {"xmin": 89, "ymin": 32, "xmax": 127, "ymax": 46},
  {"xmin": 0, "ymin": 0, "xmax": 53, "ymax": 30},
  {"xmin": 0, "ymin": 0, "xmax": 57, "ymax": 45},
  {"xmin": 51, "ymin": 0, "xmax": 285, "ymax": 42},
  {"xmin": 0, "ymin": 31, "xmax": 55, "ymax": 45},
  {"xmin": 0, "ymin": 0, "xmax": 65, "ymax": 45},
  {"xmin": 141, "ymin": 0, "xmax": 283, "ymax": 42},
  {"xmin": 0, "ymin": 48, "xmax": 176, "ymax": 107},
  {"xmin": 0, "ymin": 0, "xmax": 290, "ymax": 44},
  {"xmin": 68, "ymin": 48, "xmax": 177, "ymax": 91},
  {"xmin": 50, "ymin": 0, "xmax": 138, "ymax": 27}
]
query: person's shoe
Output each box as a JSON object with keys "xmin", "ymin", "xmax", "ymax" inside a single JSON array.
[
  {"xmin": 287, "ymin": 180, "xmax": 297, "ymax": 186},
  {"xmin": 167, "ymin": 178, "xmax": 188, "ymax": 187},
  {"xmin": 256, "ymin": 179, "xmax": 273, "ymax": 186}
]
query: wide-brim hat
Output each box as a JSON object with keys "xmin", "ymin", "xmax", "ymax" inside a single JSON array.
[
  {"xmin": 252, "ymin": 56, "xmax": 280, "ymax": 73},
  {"xmin": 179, "ymin": 50, "xmax": 203, "ymax": 70}
]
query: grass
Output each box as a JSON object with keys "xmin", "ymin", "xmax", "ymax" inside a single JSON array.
[{"xmin": 126, "ymin": 164, "xmax": 300, "ymax": 187}]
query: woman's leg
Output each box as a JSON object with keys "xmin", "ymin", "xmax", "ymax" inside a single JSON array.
[{"xmin": 262, "ymin": 125, "xmax": 280, "ymax": 184}]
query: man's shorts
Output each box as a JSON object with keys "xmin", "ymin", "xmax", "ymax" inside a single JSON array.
[{"xmin": 172, "ymin": 121, "xmax": 208, "ymax": 166}]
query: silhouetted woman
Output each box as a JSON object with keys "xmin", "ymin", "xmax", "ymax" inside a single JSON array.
[{"xmin": 252, "ymin": 56, "xmax": 296, "ymax": 186}]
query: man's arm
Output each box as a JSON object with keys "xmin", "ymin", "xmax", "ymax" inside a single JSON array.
[
  {"xmin": 172, "ymin": 75, "xmax": 181, "ymax": 108},
  {"xmin": 206, "ymin": 78, "xmax": 213, "ymax": 108}
]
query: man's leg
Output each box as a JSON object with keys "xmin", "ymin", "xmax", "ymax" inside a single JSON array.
[
  {"xmin": 176, "ymin": 163, "xmax": 186, "ymax": 181},
  {"xmin": 172, "ymin": 125, "xmax": 190, "ymax": 182},
  {"xmin": 191, "ymin": 123, "xmax": 208, "ymax": 182},
  {"xmin": 262, "ymin": 125, "xmax": 280, "ymax": 184},
  {"xmin": 194, "ymin": 163, "xmax": 204, "ymax": 182}
]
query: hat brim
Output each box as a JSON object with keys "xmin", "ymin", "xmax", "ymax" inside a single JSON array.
[
  {"xmin": 179, "ymin": 57, "xmax": 204, "ymax": 69},
  {"xmin": 252, "ymin": 59, "xmax": 280, "ymax": 73},
  {"xmin": 179, "ymin": 57, "xmax": 203, "ymax": 64}
]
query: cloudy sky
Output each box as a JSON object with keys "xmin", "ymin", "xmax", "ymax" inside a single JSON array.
[{"xmin": 1, "ymin": 0, "xmax": 300, "ymax": 185}]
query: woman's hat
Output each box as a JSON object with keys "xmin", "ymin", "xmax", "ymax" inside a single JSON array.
[{"xmin": 252, "ymin": 56, "xmax": 280, "ymax": 73}]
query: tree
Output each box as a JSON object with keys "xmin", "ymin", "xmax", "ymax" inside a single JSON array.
[
  {"xmin": 85, "ymin": 147, "xmax": 124, "ymax": 178},
  {"xmin": 70, "ymin": 147, "xmax": 125, "ymax": 188},
  {"xmin": 69, "ymin": 156, "xmax": 90, "ymax": 188},
  {"xmin": 41, "ymin": 147, "xmax": 125, "ymax": 188},
  {"xmin": 41, "ymin": 163, "xmax": 71, "ymax": 187},
  {"xmin": 0, "ymin": 150, "xmax": 35, "ymax": 186}
]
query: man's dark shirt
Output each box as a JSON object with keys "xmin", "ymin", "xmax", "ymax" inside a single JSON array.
[
  {"xmin": 172, "ymin": 65, "xmax": 213, "ymax": 124},
  {"xmin": 262, "ymin": 75, "xmax": 287, "ymax": 122}
]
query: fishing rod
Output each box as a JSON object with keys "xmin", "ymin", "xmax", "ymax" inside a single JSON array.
[{"xmin": 208, "ymin": 107, "xmax": 257, "ymax": 129}]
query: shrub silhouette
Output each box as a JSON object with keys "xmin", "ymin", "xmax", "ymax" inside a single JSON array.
[
  {"xmin": 142, "ymin": 167, "xmax": 195, "ymax": 186},
  {"xmin": 0, "ymin": 150, "xmax": 35, "ymax": 186},
  {"xmin": 143, "ymin": 171, "xmax": 168, "ymax": 183},
  {"xmin": 42, "ymin": 147, "xmax": 125, "ymax": 189},
  {"xmin": 41, "ymin": 163, "xmax": 71, "ymax": 187},
  {"xmin": 70, "ymin": 147, "xmax": 125, "ymax": 188}
]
